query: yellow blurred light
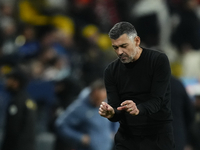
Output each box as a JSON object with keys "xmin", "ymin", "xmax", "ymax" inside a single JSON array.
[
  {"xmin": 82, "ymin": 25, "xmax": 99, "ymax": 38},
  {"xmin": 15, "ymin": 35, "xmax": 26, "ymax": 46}
]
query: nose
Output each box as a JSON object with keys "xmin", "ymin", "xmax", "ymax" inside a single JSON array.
[{"xmin": 116, "ymin": 47, "xmax": 123, "ymax": 56}]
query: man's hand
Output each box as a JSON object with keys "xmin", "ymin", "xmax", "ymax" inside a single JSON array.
[
  {"xmin": 81, "ymin": 134, "xmax": 90, "ymax": 146},
  {"xmin": 99, "ymin": 102, "xmax": 115, "ymax": 119},
  {"xmin": 117, "ymin": 100, "xmax": 139, "ymax": 116}
]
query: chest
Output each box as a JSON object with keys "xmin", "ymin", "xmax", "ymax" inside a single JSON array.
[{"xmin": 115, "ymin": 62, "xmax": 154, "ymax": 94}]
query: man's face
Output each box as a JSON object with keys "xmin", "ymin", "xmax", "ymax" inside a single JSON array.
[
  {"xmin": 111, "ymin": 34, "xmax": 140, "ymax": 63},
  {"xmin": 91, "ymin": 88, "xmax": 107, "ymax": 107}
]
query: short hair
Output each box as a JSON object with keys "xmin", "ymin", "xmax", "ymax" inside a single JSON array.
[
  {"xmin": 90, "ymin": 79, "xmax": 105, "ymax": 92},
  {"xmin": 108, "ymin": 22, "xmax": 137, "ymax": 40}
]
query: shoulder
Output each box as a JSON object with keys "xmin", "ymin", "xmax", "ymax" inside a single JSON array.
[
  {"xmin": 144, "ymin": 48, "xmax": 167, "ymax": 58},
  {"xmin": 143, "ymin": 48, "xmax": 169, "ymax": 63}
]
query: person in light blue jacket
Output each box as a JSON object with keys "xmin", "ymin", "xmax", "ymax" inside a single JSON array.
[{"xmin": 55, "ymin": 79, "xmax": 115, "ymax": 150}]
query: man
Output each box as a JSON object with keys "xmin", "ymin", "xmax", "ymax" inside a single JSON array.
[
  {"xmin": 99, "ymin": 22, "xmax": 175, "ymax": 150},
  {"xmin": 55, "ymin": 79, "xmax": 114, "ymax": 150},
  {"xmin": 1, "ymin": 68, "xmax": 37, "ymax": 150},
  {"xmin": 170, "ymin": 75, "xmax": 194, "ymax": 150},
  {"xmin": 190, "ymin": 92, "xmax": 200, "ymax": 150}
]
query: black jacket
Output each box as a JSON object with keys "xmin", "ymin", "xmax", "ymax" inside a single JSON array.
[{"xmin": 2, "ymin": 90, "xmax": 37, "ymax": 150}]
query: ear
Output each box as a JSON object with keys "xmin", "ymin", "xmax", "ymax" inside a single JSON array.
[{"xmin": 135, "ymin": 36, "xmax": 141, "ymax": 47}]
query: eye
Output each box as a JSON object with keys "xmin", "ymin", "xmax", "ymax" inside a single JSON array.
[
  {"xmin": 113, "ymin": 46, "xmax": 118, "ymax": 50},
  {"xmin": 121, "ymin": 44, "xmax": 127, "ymax": 48}
]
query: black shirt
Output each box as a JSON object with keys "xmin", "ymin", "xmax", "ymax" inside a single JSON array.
[{"xmin": 104, "ymin": 48, "xmax": 173, "ymax": 135}]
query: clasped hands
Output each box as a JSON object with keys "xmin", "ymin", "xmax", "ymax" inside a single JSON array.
[{"xmin": 99, "ymin": 100, "xmax": 139, "ymax": 119}]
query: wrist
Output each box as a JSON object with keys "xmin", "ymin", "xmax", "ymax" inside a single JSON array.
[{"xmin": 107, "ymin": 109, "xmax": 115, "ymax": 119}]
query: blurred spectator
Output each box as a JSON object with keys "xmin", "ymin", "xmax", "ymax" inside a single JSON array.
[
  {"xmin": 80, "ymin": 24, "xmax": 113, "ymax": 86},
  {"xmin": 17, "ymin": 24, "xmax": 40, "ymax": 60},
  {"xmin": 45, "ymin": 0, "xmax": 69, "ymax": 14},
  {"xmin": 114, "ymin": 0, "xmax": 135, "ymax": 22},
  {"xmin": 190, "ymin": 94, "xmax": 200, "ymax": 150},
  {"xmin": 68, "ymin": 0, "xmax": 120, "ymax": 32},
  {"xmin": 38, "ymin": 48, "xmax": 57, "ymax": 66},
  {"xmin": 171, "ymin": 0, "xmax": 200, "ymax": 53},
  {"xmin": 55, "ymin": 79, "xmax": 114, "ymax": 150},
  {"xmin": 26, "ymin": 79, "xmax": 56, "ymax": 133},
  {"xmin": 0, "ymin": 18, "xmax": 18, "ymax": 55},
  {"xmin": 1, "ymin": 68, "xmax": 37, "ymax": 150},
  {"xmin": 42, "ymin": 56, "xmax": 71, "ymax": 81},
  {"xmin": 0, "ymin": 1, "xmax": 17, "ymax": 55},
  {"xmin": 48, "ymin": 76, "xmax": 83, "ymax": 132},
  {"xmin": 0, "ymin": 82, "xmax": 10, "ymax": 141},
  {"xmin": 81, "ymin": 24, "xmax": 112, "ymax": 51},
  {"xmin": 130, "ymin": 0, "xmax": 171, "ymax": 49},
  {"xmin": 68, "ymin": 0, "xmax": 97, "ymax": 28},
  {"xmin": 80, "ymin": 46, "xmax": 107, "ymax": 86},
  {"xmin": 93, "ymin": 0, "xmax": 120, "ymax": 32},
  {"xmin": 171, "ymin": 75, "xmax": 195, "ymax": 150},
  {"xmin": 29, "ymin": 60, "xmax": 44, "ymax": 80},
  {"xmin": 181, "ymin": 50, "xmax": 200, "ymax": 78},
  {"xmin": 166, "ymin": 0, "xmax": 183, "ymax": 14},
  {"xmin": 54, "ymin": 77, "xmax": 83, "ymax": 110}
]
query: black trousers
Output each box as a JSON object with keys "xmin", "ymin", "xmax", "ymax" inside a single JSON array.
[{"xmin": 114, "ymin": 130, "xmax": 175, "ymax": 150}]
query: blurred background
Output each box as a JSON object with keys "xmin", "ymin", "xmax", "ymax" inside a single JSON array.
[{"xmin": 0, "ymin": 0, "xmax": 200, "ymax": 150}]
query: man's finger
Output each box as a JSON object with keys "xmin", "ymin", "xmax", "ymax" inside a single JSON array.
[
  {"xmin": 100, "ymin": 102, "xmax": 107, "ymax": 110},
  {"xmin": 120, "ymin": 100, "xmax": 133, "ymax": 106},
  {"xmin": 99, "ymin": 107, "xmax": 103, "ymax": 112},
  {"xmin": 117, "ymin": 105, "xmax": 127, "ymax": 110}
]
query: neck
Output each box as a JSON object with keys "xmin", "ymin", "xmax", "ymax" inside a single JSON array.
[{"xmin": 132, "ymin": 47, "xmax": 143, "ymax": 62}]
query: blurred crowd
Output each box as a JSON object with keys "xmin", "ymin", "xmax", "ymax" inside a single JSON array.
[{"xmin": 0, "ymin": 0, "xmax": 200, "ymax": 150}]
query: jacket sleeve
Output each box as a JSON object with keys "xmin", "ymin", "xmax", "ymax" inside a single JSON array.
[
  {"xmin": 137, "ymin": 53, "xmax": 171, "ymax": 115},
  {"xmin": 55, "ymin": 100, "xmax": 85, "ymax": 145},
  {"xmin": 104, "ymin": 67, "xmax": 124, "ymax": 122}
]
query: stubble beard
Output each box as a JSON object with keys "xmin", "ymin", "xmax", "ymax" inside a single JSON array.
[{"xmin": 120, "ymin": 49, "xmax": 137, "ymax": 64}]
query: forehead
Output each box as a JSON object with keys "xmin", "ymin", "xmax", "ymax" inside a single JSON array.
[{"xmin": 111, "ymin": 34, "xmax": 131, "ymax": 46}]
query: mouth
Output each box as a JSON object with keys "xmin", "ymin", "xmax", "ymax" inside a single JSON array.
[{"xmin": 119, "ymin": 56, "xmax": 127, "ymax": 60}]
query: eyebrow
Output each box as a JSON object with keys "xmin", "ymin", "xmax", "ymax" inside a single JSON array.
[{"xmin": 112, "ymin": 43, "xmax": 128, "ymax": 48}]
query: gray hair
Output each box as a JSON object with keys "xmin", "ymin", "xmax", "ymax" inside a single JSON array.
[{"xmin": 108, "ymin": 22, "xmax": 137, "ymax": 40}]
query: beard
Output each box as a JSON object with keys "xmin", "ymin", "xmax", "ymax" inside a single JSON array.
[
  {"xmin": 119, "ymin": 54, "xmax": 132, "ymax": 63},
  {"xmin": 119, "ymin": 50, "xmax": 137, "ymax": 63}
]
